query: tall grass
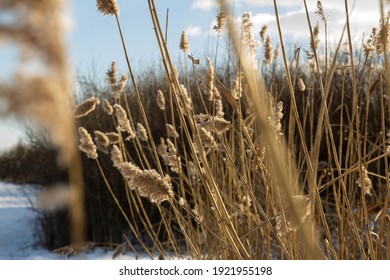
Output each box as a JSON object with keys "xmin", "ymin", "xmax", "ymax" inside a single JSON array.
[{"xmin": 1, "ymin": 0, "xmax": 390, "ymax": 259}]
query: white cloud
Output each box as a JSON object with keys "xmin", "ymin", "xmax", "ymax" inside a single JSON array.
[
  {"xmin": 191, "ymin": 0, "xmax": 218, "ymax": 11},
  {"xmin": 243, "ymin": 0, "xmax": 301, "ymax": 8},
  {"xmin": 241, "ymin": 1, "xmax": 380, "ymax": 43},
  {"xmin": 185, "ymin": 25, "xmax": 202, "ymax": 36},
  {"xmin": 196, "ymin": 0, "xmax": 381, "ymax": 48}
]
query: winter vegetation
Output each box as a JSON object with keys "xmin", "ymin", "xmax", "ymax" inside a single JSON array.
[{"xmin": 1, "ymin": 0, "xmax": 390, "ymax": 259}]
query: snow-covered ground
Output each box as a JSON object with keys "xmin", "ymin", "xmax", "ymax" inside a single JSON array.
[{"xmin": 0, "ymin": 182, "xmax": 154, "ymax": 260}]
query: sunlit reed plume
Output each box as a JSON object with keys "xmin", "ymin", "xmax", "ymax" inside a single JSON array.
[
  {"xmin": 179, "ymin": 84, "xmax": 193, "ymax": 114},
  {"xmin": 96, "ymin": 0, "xmax": 119, "ymax": 17},
  {"xmin": 375, "ymin": 15, "xmax": 390, "ymax": 55},
  {"xmin": 195, "ymin": 127, "xmax": 218, "ymax": 154},
  {"xmin": 94, "ymin": 130, "xmax": 110, "ymax": 154},
  {"xmin": 206, "ymin": 58, "xmax": 215, "ymax": 101},
  {"xmin": 259, "ymin": 25, "xmax": 268, "ymax": 44},
  {"xmin": 113, "ymin": 104, "xmax": 135, "ymax": 140},
  {"xmin": 105, "ymin": 132, "xmax": 120, "ymax": 144},
  {"xmin": 157, "ymin": 138, "xmax": 168, "ymax": 158},
  {"xmin": 136, "ymin": 122, "xmax": 148, "ymax": 142},
  {"xmin": 363, "ymin": 28, "xmax": 377, "ymax": 57},
  {"xmin": 166, "ymin": 124, "xmax": 179, "ymax": 138},
  {"xmin": 116, "ymin": 160, "xmax": 173, "ymax": 204},
  {"xmin": 158, "ymin": 138, "xmax": 181, "ymax": 173},
  {"xmin": 129, "ymin": 169, "xmax": 173, "ymax": 204},
  {"xmin": 232, "ymin": 73, "xmax": 243, "ymax": 99},
  {"xmin": 264, "ymin": 35, "xmax": 274, "ymax": 65},
  {"xmin": 298, "ymin": 78, "xmax": 306, "ymax": 92},
  {"xmin": 268, "ymin": 101, "xmax": 284, "ymax": 141},
  {"xmin": 120, "ymin": 162, "xmax": 141, "ymax": 179},
  {"xmin": 180, "ymin": 31, "xmax": 190, "ymax": 53},
  {"xmin": 166, "ymin": 139, "xmax": 182, "ymax": 173},
  {"xmin": 356, "ymin": 166, "xmax": 373, "ymax": 196},
  {"xmin": 111, "ymin": 144, "xmax": 123, "ymax": 169},
  {"xmin": 241, "ymin": 12, "xmax": 259, "ymax": 68},
  {"xmin": 107, "ymin": 61, "xmax": 118, "ymax": 89},
  {"xmin": 213, "ymin": 12, "xmax": 225, "ymax": 33},
  {"xmin": 75, "ymin": 97, "xmax": 100, "ymax": 118},
  {"xmin": 78, "ymin": 127, "xmax": 98, "ymax": 159},
  {"xmin": 198, "ymin": 116, "xmax": 231, "ymax": 135},
  {"xmin": 311, "ymin": 22, "xmax": 320, "ymax": 52},
  {"xmin": 315, "ymin": 0, "xmax": 327, "ymax": 22},
  {"xmin": 274, "ymin": 42, "xmax": 280, "ymax": 61},
  {"xmin": 215, "ymin": 94, "xmax": 224, "ymax": 118},
  {"xmin": 102, "ymin": 98, "xmax": 114, "ymax": 115},
  {"xmin": 156, "ymin": 90, "xmax": 166, "ymax": 110},
  {"xmin": 113, "ymin": 75, "xmax": 128, "ymax": 99}
]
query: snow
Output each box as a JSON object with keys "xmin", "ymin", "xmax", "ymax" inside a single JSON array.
[{"xmin": 0, "ymin": 182, "xmax": 157, "ymax": 260}]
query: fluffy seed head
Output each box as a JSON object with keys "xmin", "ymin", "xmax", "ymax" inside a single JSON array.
[
  {"xmin": 213, "ymin": 12, "xmax": 225, "ymax": 33},
  {"xmin": 232, "ymin": 73, "xmax": 243, "ymax": 100},
  {"xmin": 166, "ymin": 124, "xmax": 179, "ymax": 138},
  {"xmin": 315, "ymin": 1, "xmax": 327, "ymax": 22},
  {"xmin": 356, "ymin": 166, "xmax": 373, "ymax": 196},
  {"xmin": 180, "ymin": 31, "xmax": 190, "ymax": 53},
  {"xmin": 264, "ymin": 35, "xmax": 274, "ymax": 65},
  {"xmin": 274, "ymin": 42, "xmax": 281, "ymax": 60},
  {"xmin": 113, "ymin": 104, "xmax": 135, "ymax": 140},
  {"xmin": 215, "ymin": 96, "xmax": 224, "ymax": 118},
  {"xmin": 156, "ymin": 90, "xmax": 165, "ymax": 110},
  {"xmin": 107, "ymin": 61, "xmax": 117, "ymax": 87},
  {"xmin": 128, "ymin": 169, "xmax": 174, "ymax": 204},
  {"xmin": 113, "ymin": 75, "xmax": 128, "ymax": 99},
  {"xmin": 311, "ymin": 22, "xmax": 320, "ymax": 52},
  {"xmin": 120, "ymin": 162, "xmax": 141, "ymax": 179},
  {"xmin": 136, "ymin": 123, "xmax": 148, "ymax": 142},
  {"xmin": 179, "ymin": 84, "xmax": 193, "ymax": 114},
  {"xmin": 205, "ymin": 57, "xmax": 216, "ymax": 101},
  {"xmin": 102, "ymin": 98, "xmax": 113, "ymax": 115},
  {"xmin": 298, "ymin": 78, "xmax": 306, "ymax": 92},
  {"xmin": 195, "ymin": 127, "xmax": 218, "ymax": 154},
  {"xmin": 157, "ymin": 138, "xmax": 168, "ymax": 158},
  {"xmin": 94, "ymin": 130, "xmax": 110, "ymax": 154},
  {"xmin": 241, "ymin": 12, "xmax": 259, "ymax": 58},
  {"xmin": 111, "ymin": 144, "xmax": 123, "ymax": 169},
  {"xmin": 166, "ymin": 139, "xmax": 182, "ymax": 173},
  {"xmin": 96, "ymin": 0, "xmax": 119, "ymax": 16},
  {"xmin": 363, "ymin": 28, "xmax": 377, "ymax": 57},
  {"xmin": 78, "ymin": 127, "xmax": 98, "ymax": 159},
  {"xmin": 105, "ymin": 132, "xmax": 120, "ymax": 144},
  {"xmin": 375, "ymin": 15, "xmax": 390, "ymax": 55},
  {"xmin": 74, "ymin": 97, "xmax": 100, "ymax": 118},
  {"xmin": 198, "ymin": 116, "xmax": 231, "ymax": 135},
  {"xmin": 268, "ymin": 101, "xmax": 284, "ymax": 141},
  {"xmin": 259, "ymin": 25, "xmax": 268, "ymax": 43}
]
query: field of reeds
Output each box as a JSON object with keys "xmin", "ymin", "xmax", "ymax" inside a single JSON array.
[{"xmin": 1, "ymin": 0, "xmax": 390, "ymax": 259}]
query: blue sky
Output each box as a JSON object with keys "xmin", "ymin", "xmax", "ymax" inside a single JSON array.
[
  {"xmin": 0, "ymin": 0, "xmax": 384, "ymax": 150},
  {"xmin": 66, "ymin": 0, "xmax": 382, "ymax": 78}
]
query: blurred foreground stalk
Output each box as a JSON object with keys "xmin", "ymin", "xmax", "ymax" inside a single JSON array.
[{"xmin": 0, "ymin": 0, "xmax": 85, "ymax": 244}]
